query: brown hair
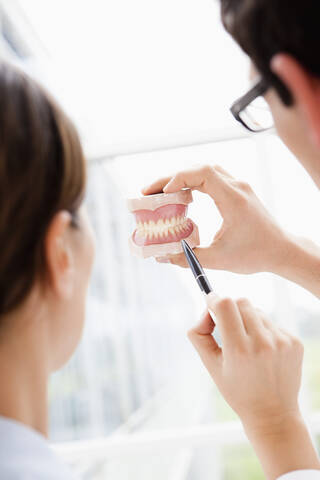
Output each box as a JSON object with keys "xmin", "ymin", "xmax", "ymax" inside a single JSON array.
[{"xmin": 0, "ymin": 62, "xmax": 86, "ymax": 315}]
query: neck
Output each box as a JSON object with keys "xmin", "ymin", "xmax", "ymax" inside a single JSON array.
[
  {"xmin": 296, "ymin": 148, "xmax": 320, "ymax": 189},
  {"xmin": 0, "ymin": 302, "xmax": 49, "ymax": 437}
]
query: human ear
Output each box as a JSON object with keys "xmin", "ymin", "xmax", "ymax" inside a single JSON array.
[
  {"xmin": 271, "ymin": 53, "xmax": 320, "ymax": 148},
  {"xmin": 44, "ymin": 211, "xmax": 75, "ymax": 300}
]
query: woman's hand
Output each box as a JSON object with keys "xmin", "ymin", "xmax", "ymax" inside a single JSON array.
[
  {"xmin": 190, "ymin": 293, "xmax": 320, "ymax": 479},
  {"xmin": 142, "ymin": 164, "xmax": 290, "ymax": 274},
  {"xmin": 195, "ymin": 294, "xmax": 303, "ymax": 429}
]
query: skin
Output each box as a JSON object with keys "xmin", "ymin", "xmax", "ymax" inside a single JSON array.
[
  {"xmin": 0, "ymin": 206, "xmax": 96, "ymax": 437},
  {"xmin": 142, "ymin": 54, "xmax": 320, "ymax": 478}
]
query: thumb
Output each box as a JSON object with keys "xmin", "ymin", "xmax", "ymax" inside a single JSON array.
[
  {"xmin": 187, "ymin": 309, "xmax": 222, "ymax": 374},
  {"xmin": 158, "ymin": 245, "xmax": 225, "ymax": 269}
]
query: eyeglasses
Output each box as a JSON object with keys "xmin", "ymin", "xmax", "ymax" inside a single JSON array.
[{"xmin": 230, "ymin": 78, "xmax": 273, "ymax": 132}]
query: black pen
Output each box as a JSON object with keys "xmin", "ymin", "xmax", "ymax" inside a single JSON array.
[{"xmin": 181, "ymin": 239, "xmax": 218, "ymax": 321}]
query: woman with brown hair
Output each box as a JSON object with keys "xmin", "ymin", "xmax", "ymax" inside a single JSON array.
[{"xmin": 0, "ymin": 61, "xmax": 95, "ymax": 478}]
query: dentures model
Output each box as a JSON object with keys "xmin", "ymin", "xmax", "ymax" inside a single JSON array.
[{"xmin": 127, "ymin": 189, "xmax": 200, "ymax": 258}]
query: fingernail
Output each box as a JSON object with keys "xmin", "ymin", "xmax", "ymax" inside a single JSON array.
[
  {"xmin": 163, "ymin": 180, "xmax": 173, "ymax": 192},
  {"xmin": 156, "ymin": 256, "xmax": 170, "ymax": 263},
  {"xmin": 206, "ymin": 291, "xmax": 220, "ymax": 308},
  {"xmin": 207, "ymin": 291, "xmax": 219, "ymax": 300}
]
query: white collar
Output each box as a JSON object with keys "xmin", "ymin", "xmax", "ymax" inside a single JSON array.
[{"xmin": 0, "ymin": 415, "xmax": 78, "ymax": 479}]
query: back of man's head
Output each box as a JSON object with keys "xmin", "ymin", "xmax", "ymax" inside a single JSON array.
[{"xmin": 220, "ymin": 0, "xmax": 320, "ymax": 105}]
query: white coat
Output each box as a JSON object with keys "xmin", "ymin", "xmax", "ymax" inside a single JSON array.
[{"xmin": 0, "ymin": 416, "xmax": 78, "ymax": 479}]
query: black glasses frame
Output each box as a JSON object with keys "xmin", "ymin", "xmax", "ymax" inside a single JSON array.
[{"xmin": 230, "ymin": 78, "xmax": 270, "ymax": 132}]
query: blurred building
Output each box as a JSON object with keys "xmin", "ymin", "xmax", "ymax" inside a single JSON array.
[
  {"xmin": 49, "ymin": 162, "xmax": 197, "ymax": 441},
  {"xmin": 0, "ymin": 1, "xmax": 46, "ymax": 63},
  {"xmin": 0, "ymin": 0, "xmax": 197, "ymax": 444}
]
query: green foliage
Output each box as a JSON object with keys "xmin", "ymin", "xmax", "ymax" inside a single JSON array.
[{"xmin": 222, "ymin": 445, "xmax": 264, "ymax": 480}]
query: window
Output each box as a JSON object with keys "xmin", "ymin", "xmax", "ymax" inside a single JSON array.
[{"xmin": 51, "ymin": 133, "xmax": 320, "ymax": 480}]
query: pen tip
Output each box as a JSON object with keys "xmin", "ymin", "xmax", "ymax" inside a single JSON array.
[{"xmin": 181, "ymin": 239, "xmax": 188, "ymax": 250}]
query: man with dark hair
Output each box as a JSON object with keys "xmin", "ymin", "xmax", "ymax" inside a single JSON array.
[{"xmin": 143, "ymin": 1, "xmax": 320, "ymax": 478}]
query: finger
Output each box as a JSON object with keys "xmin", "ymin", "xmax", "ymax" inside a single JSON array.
[
  {"xmin": 236, "ymin": 298, "xmax": 267, "ymax": 337},
  {"xmin": 278, "ymin": 329, "xmax": 303, "ymax": 350},
  {"xmin": 213, "ymin": 165, "xmax": 235, "ymax": 180},
  {"xmin": 190, "ymin": 309, "xmax": 216, "ymax": 335},
  {"xmin": 256, "ymin": 308, "xmax": 289, "ymax": 341},
  {"xmin": 188, "ymin": 311, "xmax": 222, "ymax": 372},
  {"xmin": 141, "ymin": 176, "xmax": 172, "ymax": 195},
  {"xmin": 156, "ymin": 251, "xmax": 188, "ymax": 267},
  {"xmin": 206, "ymin": 293, "xmax": 247, "ymax": 350},
  {"xmin": 155, "ymin": 256, "xmax": 171, "ymax": 264},
  {"xmin": 257, "ymin": 309, "xmax": 293, "ymax": 344},
  {"xmin": 141, "ymin": 165, "xmax": 232, "ymax": 196},
  {"xmin": 163, "ymin": 165, "xmax": 237, "ymax": 209},
  {"xmin": 156, "ymin": 245, "xmax": 225, "ymax": 270}
]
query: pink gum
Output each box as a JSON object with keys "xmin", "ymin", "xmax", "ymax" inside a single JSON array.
[{"xmin": 134, "ymin": 204, "xmax": 187, "ymax": 223}]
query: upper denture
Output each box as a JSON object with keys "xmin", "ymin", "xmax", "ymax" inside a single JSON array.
[
  {"xmin": 127, "ymin": 189, "xmax": 193, "ymax": 212},
  {"xmin": 133, "ymin": 203, "xmax": 187, "ymax": 223}
]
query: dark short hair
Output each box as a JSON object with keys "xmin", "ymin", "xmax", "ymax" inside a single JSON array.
[
  {"xmin": 0, "ymin": 62, "xmax": 86, "ymax": 316},
  {"xmin": 219, "ymin": 0, "xmax": 320, "ymax": 106}
]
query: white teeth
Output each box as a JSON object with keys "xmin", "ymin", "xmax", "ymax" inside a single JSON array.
[{"xmin": 136, "ymin": 215, "xmax": 190, "ymax": 238}]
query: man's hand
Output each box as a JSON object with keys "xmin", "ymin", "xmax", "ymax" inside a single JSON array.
[
  {"xmin": 142, "ymin": 164, "xmax": 289, "ymax": 274},
  {"xmin": 190, "ymin": 293, "xmax": 320, "ymax": 479},
  {"xmin": 143, "ymin": 165, "xmax": 320, "ymax": 298}
]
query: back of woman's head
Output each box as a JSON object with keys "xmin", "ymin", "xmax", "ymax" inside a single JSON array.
[{"xmin": 0, "ymin": 62, "xmax": 86, "ymax": 316}]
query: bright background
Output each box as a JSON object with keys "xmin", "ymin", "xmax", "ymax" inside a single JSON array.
[{"xmin": 1, "ymin": 1, "xmax": 320, "ymax": 479}]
